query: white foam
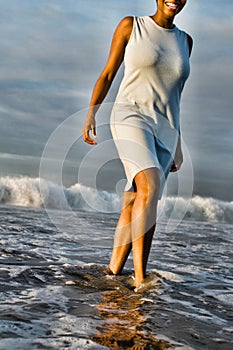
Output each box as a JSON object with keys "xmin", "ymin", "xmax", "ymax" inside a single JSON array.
[
  {"xmin": 0, "ymin": 338, "xmax": 108, "ymax": 350},
  {"xmin": 65, "ymin": 280, "xmax": 76, "ymax": 285},
  {"xmin": 204, "ymin": 291, "xmax": 233, "ymax": 306},
  {"xmin": 160, "ymin": 195, "xmax": 233, "ymax": 223},
  {"xmin": 155, "ymin": 269, "xmax": 185, "ymax": 282}
]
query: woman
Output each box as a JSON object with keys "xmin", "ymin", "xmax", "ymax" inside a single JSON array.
[{"xmin": 83, "ymin": 0, "xmax": 193, "ymax": 290}]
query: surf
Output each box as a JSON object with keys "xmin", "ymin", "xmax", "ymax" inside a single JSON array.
[{"xmin": 0, "ymin": 175, "xmax": 232, "ymax": 223}]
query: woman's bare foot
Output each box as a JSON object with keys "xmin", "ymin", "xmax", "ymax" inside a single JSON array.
[
  {"xmin": 104, "ymin": 266, "xmax": 114, "ymax": 275},
  {"xmin": 133, "ymin": 277, "xmax": 145, "ymax": 289},
  {"xmin": 134, "ymin": 274, "xmax": 160, "ymax": 293}
]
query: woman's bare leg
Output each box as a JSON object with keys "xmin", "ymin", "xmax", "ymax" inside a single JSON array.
[
  {"xmin": 108, "ymin": 191, "xmax": 136, "ymax": 275},
  {"xmin": 108, "ymin": 168, "xmax": 159, "ymax": 286},
  {"xmin": 142, "ymin": 224, "xmax": 156, "ymax": 275},
  {"xmin": 131, "ymin": 168, "xmax": 160, "ymax": 288}
]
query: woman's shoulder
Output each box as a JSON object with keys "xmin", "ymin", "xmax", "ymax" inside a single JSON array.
[
  {"xmin": 115, "ymin": 16, "xmax": 134, "ymax": 43},
  {"xmin": 177, "ymin": 27, "xmax": 193, "ymax": 56},
  {"xmin": 186, "ymin": 33, "xmax": 193, "ymax": 46},
  {"xmin": 118, "ymin": 16, "xmax": 134, "ymax": 30},
  {"xmin": 185, "ymin": 33, "xmax": 193, "ymax": 56}
]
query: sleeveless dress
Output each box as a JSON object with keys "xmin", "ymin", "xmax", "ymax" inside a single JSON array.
[{"xmin": 110, "ymin": 16, "xmax": 190, "ymax": 198}]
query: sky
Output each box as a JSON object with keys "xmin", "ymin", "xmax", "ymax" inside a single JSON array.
[{"xmin": 0, "ymin": 0, "xmax": 232, "ymax": 200}]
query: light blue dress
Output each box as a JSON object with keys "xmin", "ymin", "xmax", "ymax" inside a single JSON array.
[{"xmin": 110, "ymin": 16, "xmax": 190, "ymax": 197}]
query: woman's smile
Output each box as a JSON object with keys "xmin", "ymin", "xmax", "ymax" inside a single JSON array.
[
  {"xmin": 164, "ymin": 2, "xmax": 180, "ymax": 12},
  {"xmin": 158, "ymin": 0, "xmax": 187, "ymax": 16}
]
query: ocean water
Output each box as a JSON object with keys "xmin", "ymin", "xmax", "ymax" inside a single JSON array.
[{"xmin": 0, "ymin": 176, "xmax": 233, "ymax": 350}]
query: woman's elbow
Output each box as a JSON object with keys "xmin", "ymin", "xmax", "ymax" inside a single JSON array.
[{"xmin": 98, "ymin": 71, "xmax": 116, "ymax": 86}]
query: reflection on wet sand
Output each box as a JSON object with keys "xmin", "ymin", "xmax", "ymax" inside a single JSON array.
[{"xmin": 92, "ymin": 288, "xmax": 173, "ymax": 349}]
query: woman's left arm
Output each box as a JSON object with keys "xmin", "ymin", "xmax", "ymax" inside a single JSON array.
[
  {"xmin": 187, "ymin": 33, "xmax": 193, "ymax": 57},
  {"xmin": 170, "ymin": 34, "xmax": 193, "ymax": 172},
  {"xmin": 170, "ymin": 135, "xmax": 183, "ymax": 172}
]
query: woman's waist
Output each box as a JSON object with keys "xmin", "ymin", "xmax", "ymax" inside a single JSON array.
[{"xmin": 112, "ymin": 101, "xmax": 176, "ymax": 126}]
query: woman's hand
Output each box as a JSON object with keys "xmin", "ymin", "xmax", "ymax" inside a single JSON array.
[
  {"xmin": 82, "ymin": 115, "xmax": 97, "ymax": 145},
  {"xmin": 170, "ymin": 136, "xmax": 183, "ymax": 172}
]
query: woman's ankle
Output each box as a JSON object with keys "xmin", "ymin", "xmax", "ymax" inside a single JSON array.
[
  {"xmin": 105, "ymin": 265, "xmax": 115, "ymax": 275},
  {"xmin": 133, "ymin": 276, "xmax": 145, "ymax": 288}
]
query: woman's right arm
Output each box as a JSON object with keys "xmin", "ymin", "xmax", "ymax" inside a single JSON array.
[{"xmin": 82, "ymin": 16, "xmax": 133, "ymax": 145}]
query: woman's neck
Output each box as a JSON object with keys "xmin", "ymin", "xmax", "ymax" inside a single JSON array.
[{"xmin": 151, "ymin": 12, "xmax": 175, "ymax": 29}]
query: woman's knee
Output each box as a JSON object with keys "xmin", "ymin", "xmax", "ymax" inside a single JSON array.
[
  {"xmin": 134, "ymin": 168, "xmax": 160, "ymax": 201},
  {"xmin": 121, "ymin": 190, "xmax": 136, "ymax": 210}
]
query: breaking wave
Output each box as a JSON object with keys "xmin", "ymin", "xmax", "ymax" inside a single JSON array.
[{"xmin": 0, "ymin": 176, "xmax": 232, "ymax": 223}]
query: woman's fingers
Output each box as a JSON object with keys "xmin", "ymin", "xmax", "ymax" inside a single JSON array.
[
  {"xmin": 82, "ymin": 117, "xmax": 97, "ymax": 145},
  {"xmin": 92, "ymin": 126, "xmax": 96, "ymax": 138},
  {"xmin": 170, "ymin": 161, "xmax": 177, "ymax": 172},
  {"xmin": 170, "ymin": 159, "xmax": 182, "ymax": 172},
  {"xmin": 82, "ymin": 126, "xmax": 97, "ymax": 145}
]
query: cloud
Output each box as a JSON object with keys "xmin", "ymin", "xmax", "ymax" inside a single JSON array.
[{"xmin": 0, "ymin": 0, "xmax": 232, "ymax": 200}]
